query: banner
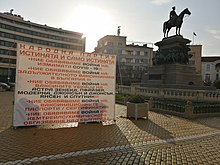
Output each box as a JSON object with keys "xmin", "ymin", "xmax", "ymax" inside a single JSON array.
[{"xmin": 13, "ymin": 43, "xmax": 116, "ymax": 126}]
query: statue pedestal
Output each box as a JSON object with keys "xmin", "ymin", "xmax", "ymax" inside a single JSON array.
[
  {"xmin": 155, "ymin": 35, "xmax": 191, "ymax": 49},
  {"xmin": 142, "ymin": 36, "xmax": 204, "ymax": 89},
  {"xmin": 153, "ymin": 35, "xmax": 191, "ymax": 65},
  {"xmin": 142, "ymin": 64, "xmax": 203, "ymax": 88}
]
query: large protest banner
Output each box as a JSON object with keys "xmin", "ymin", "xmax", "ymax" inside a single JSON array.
[{"xmin": 13, "ymin": 43, "xmax": 116, "ymax": 127}]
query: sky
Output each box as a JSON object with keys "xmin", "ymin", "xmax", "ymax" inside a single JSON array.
[{"xmin": 0, "ymin": 0, "xmax": 220, "ymax": 56}]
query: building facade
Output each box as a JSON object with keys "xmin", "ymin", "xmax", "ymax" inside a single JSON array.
[
  {"xmin": 202, "ymin": 56, "xmax": 220, "ymax": 83},
  {"xmin": 188, "ymin": 45, "xmax": 202, "ymax": 74},
  {"xmin": 0, "ymin": 11, "xmax": 85, "ymax": 83},
  {"xmin": 95, "ymin": 35, "xmax": 153, "ymax": 85}
]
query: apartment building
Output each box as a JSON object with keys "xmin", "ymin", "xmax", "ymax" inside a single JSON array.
[
  {"xmin": 188, "ymin": 45, "xmax": 202, "ymax": 74},
  {"xmin": 95, "ymin": 35, "xmax": 153, "ymax": 85},
  {"xmin": 202, "ymin": 56, "xmax": 220, "ymax": 83},
  {"xmin": 187, "ymin": 45, "xmax": 220, "ymax": 83},
  {"xmin": 0, "ymin": 10, "xmax": 85, "ymax": 82}
]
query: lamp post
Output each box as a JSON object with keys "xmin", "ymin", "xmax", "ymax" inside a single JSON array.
[
  {"xmin": 7, "ymin": 58, "xmax": 11, "ymax": 83},
  {"xmin": 7, "ymin": 76, "xmax": 10, "ymax": 83}
]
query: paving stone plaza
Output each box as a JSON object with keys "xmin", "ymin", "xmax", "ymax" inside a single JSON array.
[{"xmin": 0, "ymin": 92, "xmax": 220, "ymax": 165}]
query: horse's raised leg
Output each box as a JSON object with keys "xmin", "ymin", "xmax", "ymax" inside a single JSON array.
[
  {"xmin": 163, "ymin": 22, "xmax": 167, "ymax": 38},
  {"xmin": 167, "ymin": 28, "xmax": 170, "ymax": 37}
]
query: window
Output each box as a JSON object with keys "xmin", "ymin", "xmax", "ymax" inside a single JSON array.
[
  {"xmin": 0, "ymin": 68, "xmax": 9, "ymax": 76},
  {"xmin": 0, "ymin": 57, "xmax": 16, "ymax": 64},
  {"xmin": 127, "ymin": 51, "xmax": 132, "ymax": 55},
  {"xmin": 144, "ymin": 52, "xmax": 148, "ymax": 56},
  {"xmin": 140, "ymin": 66, "xmax": 146, "ymax": 71},
  {"xmin": 142, "ymin": 59, "xmax": 148, "ymax": 64},
  {"xmin": 216, "ymin": 74, "xmax": 219, "ymax": 81},
  {"xmin": 107, "ymin": 42, "xmax": 113, "ymax": 46},
  {"xmin": 118, "ymin": 42, "xmax": 123, "ymax": 46},
  {"xmin": 122, "ymin": 50, "xmax": 126, "ymax": 55},
  {"xmin": 134, "ymin": 66, "xmax": 139, "ymax": 70},
  {"xmin": 206, "ymin": 64, "xmax": 211, "ymax": 72},
  {"xmin": 126, "ymin": 58, "xmax": 131, "ymax": 63},
  {"xmin": 0, "ymin": 23, "xmax": 82, "ymax": 43},
  {"xmin": 118, "ymin": 50, "xmax": 122, "ymax": 54},
  {"xmin": 0, "ymin": 49, "xmax": 16, "ymax": 56},
  {"xmin": 107, "ymin": 49, "xmax": 113, "ymax": 54},
  {"xmin": 0, "ymin": 40, "xmax": 16, "ymax": 48},
  {"xmin": 98, "ymin": 42, "xmax": 103, "ymax": 47},
  {"xmin": 0, "ymin": 32, "xmax": 5, "ymax": 37},
  {"xmin": 140, "ymin": 51, "xmax": 144, "ymax": 56},
  {"xmin": 121, "ymin": 58, "xmax": 126, "ymax": 62}
]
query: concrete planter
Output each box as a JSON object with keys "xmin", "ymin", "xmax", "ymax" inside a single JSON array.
[{"xmin": 127, "ymin": 102, "xmax": 148, "ymax": 120}]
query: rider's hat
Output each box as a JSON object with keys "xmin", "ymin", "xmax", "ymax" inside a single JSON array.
[{"xmin": 172, "ymin": 6, "xmax": 176, "ymax": 10}]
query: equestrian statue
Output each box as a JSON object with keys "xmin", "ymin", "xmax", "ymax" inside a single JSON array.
[{"xmin": 163, "ymin": 7, "xmax": 191, "ymax": 38}]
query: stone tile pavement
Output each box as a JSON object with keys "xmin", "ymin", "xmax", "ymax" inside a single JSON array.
[{"xmin": 0, "ymin": 92, "xmax": 219, "ymax": 164}]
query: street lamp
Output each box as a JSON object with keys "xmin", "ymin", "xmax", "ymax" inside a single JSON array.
[{"xmin": 7, "ymin": 76, "xmax": 10, "ymax": 83}]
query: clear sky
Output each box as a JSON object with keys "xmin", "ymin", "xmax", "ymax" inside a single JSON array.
[{"xmin": 0, "ymin": 0, "xmax": 220, "ymax": 56}]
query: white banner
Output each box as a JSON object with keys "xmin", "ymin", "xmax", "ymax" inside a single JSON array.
[{"xmin": 13, "ymin": 43, "xmax": 116, "ymax": 126}]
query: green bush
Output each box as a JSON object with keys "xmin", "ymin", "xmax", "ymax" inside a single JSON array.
[
  {"xmin": 116, "ymin": 94, "xmax": 126, "ymax": 102},
  {"xmin": 128, "ymin": 95, "xmax": 145, "ymax": 103},
  {"xmin": 213, "ymin": 80, "xmax": 220, "ymax": 89}
]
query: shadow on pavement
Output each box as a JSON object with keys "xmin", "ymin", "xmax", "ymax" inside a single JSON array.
[
  {"xmin": 191, "ymin": 117, "xmax": 220, "ymax": 130},
  {"xmin": 0, "ymin": 92, "xmax": 147, "ymax": 164},
  {"xmin": 131, "ymin": 118, "xmax": 175, "ymax": 143},
  {"xmin": 0, "ymin": 123, "xmax": 133, "ymax": 163}
]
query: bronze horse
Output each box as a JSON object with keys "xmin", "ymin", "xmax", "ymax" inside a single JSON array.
[{"xmin": 163, "ymin": 8, "xmax": 191, "ymax": 38}]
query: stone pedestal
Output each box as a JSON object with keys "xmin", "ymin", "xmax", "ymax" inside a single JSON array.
[
  {"xmin": 142, "ymin": 35, "xmax": 203, "ymax": 89},
  {"xmin": 143, "ymin": 63, "xmax": 202, "ymax": 87},
  {"xmin": 153, "ymin": 35, "xmax": 191, "ymax": 65}
]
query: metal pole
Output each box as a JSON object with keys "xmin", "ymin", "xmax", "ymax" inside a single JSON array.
[
  {"xmin": 192, "ymin": 33, "xmax": 194, "ymax": 45},
  {"xmin": 7, "ymin": 59, "xmax": 10, "ymax": 83}
]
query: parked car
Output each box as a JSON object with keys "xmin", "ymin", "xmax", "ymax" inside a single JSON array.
[
  {"xmin": 6, "ymin": 82, "xmax": 15, "ymax": 91},
  {"xmin": 0, "ymin": 82, "xmax": 10, "ymax": 91}
]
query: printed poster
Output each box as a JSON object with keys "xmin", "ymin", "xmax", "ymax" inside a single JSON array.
[{"xmin": 13, "ymin": 43, "xmax": 116, "ymax": 126}]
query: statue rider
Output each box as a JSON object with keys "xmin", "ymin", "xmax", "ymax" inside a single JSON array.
[{"xmin": 169, "ymin": 6, "xmax": 177, "ymax": 25}]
